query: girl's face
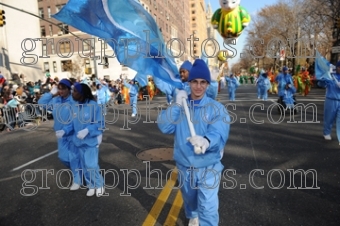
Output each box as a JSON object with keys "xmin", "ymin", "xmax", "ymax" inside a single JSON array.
[
  {"xmin": 72, "ymin": 87, "xmax": 82, "ymax": 101},
  {"xmin": 58, "ymin": 85, "xmax": 70, "ymax": 98}
]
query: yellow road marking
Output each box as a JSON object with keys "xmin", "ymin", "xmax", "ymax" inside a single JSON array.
[
  {"xmin": 163, "ymin": 190, "xmax": 183, "ymax": 226},
  {"xmin": 142, "ymin": 168, "xmax": 178, "ymax": 226}
]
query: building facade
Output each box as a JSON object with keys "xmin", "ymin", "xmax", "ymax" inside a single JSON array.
[
  {"xmin": 189, "ymin": 0, "xmax": 208, "ymax": 60},
  {"xmin": 38, "ymin": 0, "xmax": 125, "ymax": 81},
  {"xmin": 205, "ymin": 2, "xmax": 219, "ymax": 72},
  {"xmin": 138, "ymin": 0, "xmax": 191, "ymax": 66},
  {"xmin": 38, "ymin": 0, "xmax": 193, "ymax": 81},
  {"xmin": 0, "ymin": 0, "xmax": 43, "ymax": 83}
]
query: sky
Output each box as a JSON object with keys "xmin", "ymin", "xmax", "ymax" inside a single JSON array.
[{"xmin": 205, "ymin": 0, "xmax": 279, "ymax": 66}]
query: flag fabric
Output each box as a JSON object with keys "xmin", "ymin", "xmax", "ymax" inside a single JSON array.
[
  {"xmin": 52, "ymin": 0, "xmax": 182, "ymax": 88},
  {"xmin": 315, "ymin": 50, "xmax": 332, "ymax": 80}
]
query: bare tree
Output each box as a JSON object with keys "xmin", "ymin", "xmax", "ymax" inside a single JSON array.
[{"xmin": 65, "ymin": 56, "xmax": 85, "ymax": 80}]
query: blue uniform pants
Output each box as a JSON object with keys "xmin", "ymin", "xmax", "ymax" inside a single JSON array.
[
  {"xmin": 78, "ymin": 145, "xmax": 103, "ymax": 189},
  {"xmin": 228, "ymin": 88, "xmax": 235, "ymax": 101},
  {"xmin": 57, "ymin": 137, "xmax": 71, "ymax": 168},
  {"xmin": 130, "ymin": 95, "xmax": 137, "ymax": 115},
  {"xmin": 176, "ymin": 162, "xmax": 223, "ymax": 226},
  {"xmin": 323, "ymin": 98, "xmax": 340, "ymax": 141},
  {"xmin": 260, "ymin": 87, "xmax": 268, "ymax": 100},
  {"xmin": 58, "ymin": 136, "xmax": 81, "ymax": 184}
]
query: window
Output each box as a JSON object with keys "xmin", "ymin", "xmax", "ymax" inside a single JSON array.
[
  {"xmin": 59, "ymin": 41, "xmax": 71, "ymax": 54},
  {"xmin": 191, "ymin": 10, "xmax": 195, "ymax": 14},
  {"xmin": 49, "ymin": 25, "xmax": 53, "ymax": 36},
  {"xmin": 191, "ymin": 3, "xmax": 195, "ymax": 7},
  {"xmin": 47, "ymin": 7, "xmax": 51, "ymax": 18},
  {"xmin": 192, "ymin": 17, "xmax": 196, "ymax": 21},
  {"xmin": 39, "ymin": 8, "xmax": 44, "ymax": 19},
  {"xmin": 53, "ymin": 61, "xmax": 57, "ymax": 73},
  {"xmin": 61, "ymin": 60, "xmax": 72, "ymax": 72},
  {"xmin": 170, "ymin": 26, "xmax": 177, "ymax": 37},
  {"xmin": 58, "ymin": 23, "xmax": 69, "ymax": 35},
  {"xmin": 83, "ymin": 40, "xmax": 91, "ymax": 51},
  {"xmin": 51, "ymin": 44, "xmax": 55, "ymax": 54},
  {"xmin": 62, "ymin": 24, "xmax": 69, "ymax": 34},
  {"xmin": 42, "ymin": 44, "xmax": 47, "ymax": 56},
  {"xmin": 41, "ymin": 26, "xmax": 46, "ymax": 37},
  {"xmin": 103, "ymin": 57, "xmax": 109, "ymax": 69},
  {"xmin": 84, "ymin": 58, "xmax": 91, "ymax": 69},
  {"xmin": 153, "ymin": 14, "xmax": 157, "ymax": 22},
  {"xmin": 101, "ymin": 41, "xmax": 108, "ymax": 49},
  {"xmin": 43, "ymin": 62, "xmax": 49, "ymax": 72},
  {"xmin": 56, "ymin": 4, "xmax": 65, "ymax": 13}
]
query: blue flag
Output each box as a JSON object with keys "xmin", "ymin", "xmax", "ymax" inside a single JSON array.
[
  {"xmin": 315, "ymin": 50, "xmax": 332, "ymax": 80},
  {"xmin": 52, "ymin": 0, "xmax": 182, "ymax": 88}
]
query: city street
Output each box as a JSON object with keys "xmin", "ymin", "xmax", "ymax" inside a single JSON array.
[{"xmin": 0, "ymin": 84, "xmax": 339, "ymax": 226}]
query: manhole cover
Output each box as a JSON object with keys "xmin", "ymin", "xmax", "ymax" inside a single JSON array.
[{"xmin": 136, "ymin": 147, "xmax": 174, "ymax": 161}]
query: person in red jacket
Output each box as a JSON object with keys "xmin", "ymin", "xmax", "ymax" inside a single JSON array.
[{"xmin": 0, "ymin": 71, "xmax": 6, "ymax": 94}]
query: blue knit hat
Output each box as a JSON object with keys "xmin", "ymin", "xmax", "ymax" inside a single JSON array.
[
  {"xmin": 188, "ymin": 59, "xmax": 211, "ymax": 83},
  {"xmin": 180, "ymin": 60, "xmax": 192, "ymax": 71},
  {"xmin": 282, "ymin": 66, "xmax": 288, "ymax": 71},
  {"xmin": 59, "ymin": 79, "xmax": 72, "ymax": 89},
  {"xmin": 74, "ymin": 82, "xmax": 83, "ymax": 96}
]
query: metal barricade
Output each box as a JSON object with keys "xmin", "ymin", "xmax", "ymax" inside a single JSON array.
[{"xmin": 0, "ymin": 103, "xmax": 42, "ymax": 131}]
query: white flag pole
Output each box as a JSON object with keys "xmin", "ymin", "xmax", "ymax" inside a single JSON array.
[{"xmin": 181, "ymin": 97, "xmax": 202, "ymax": 154}]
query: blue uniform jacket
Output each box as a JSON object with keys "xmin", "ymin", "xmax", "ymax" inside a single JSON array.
[
  {"xmin": 38, "ymin": 93, "xmax": 74, "ymax": 132},
  {"xmin": 157, "ymin": 94, "xmax": 230, "ymax": 168},
  {"xmin": 63, "ymin": 100, "xmax": 103, "ymax": 147},
  {"xmin": 123, "ymin": 80, "xmax": 139, "ymax": 96},
  {"xmin": 97, "ymin": 85, "xmax": 110, "ymax": 104},
  {"xmin": 275, "ymin": 73, "xmax": 294, "ymax": 96},
  {"xmin": 225, "ymin": 77, "xmax": 239, "ymax": 90},
  {"xmin": 318, "ymin": 73, "xmax": 340, "ymax": 100}
]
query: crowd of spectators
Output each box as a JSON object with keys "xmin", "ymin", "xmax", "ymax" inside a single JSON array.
[{"xmin": 0, "ymin": 71, "xmax": 160, "ymax": 133}]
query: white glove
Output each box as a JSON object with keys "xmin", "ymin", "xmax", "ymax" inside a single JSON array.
[
  {"xmin": 187, "ymin": 135, "xmax": 210, "ymax": 154},
  {"xmin": 77, "ymin": 128, "xmax": 89, "ymax": 140},
  {"xmin": 288, "ymin": 84, "xmax": 292, "ymax": 88},
  {"xmin": 97, "ymin": 134, "xmax": 103, "ymax": 145},
  {"xmin": 55, "ymin": 130, "xmax": 65, "ymax": 139},
  {"xmin": 50, "ymin": 85, "xmax": 58, "ymax": 95},
  {"xmin": 175, "ymin": 90, "xmax": 188, "ymax": 105}
]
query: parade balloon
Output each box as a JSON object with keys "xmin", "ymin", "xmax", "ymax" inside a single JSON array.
[
  {"xmin": 217, "ymin": 50, "xmax": 229, "ymax": 62},
  {"xmin": 211, "ymin": 0, "xmax": 251, "ymax": 39}
]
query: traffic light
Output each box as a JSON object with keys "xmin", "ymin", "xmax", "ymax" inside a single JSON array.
[{"xmin": 0, "ymin": 10, "xmax": 5, "ymax": 27}]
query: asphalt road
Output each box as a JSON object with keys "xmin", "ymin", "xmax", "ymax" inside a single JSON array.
[{"xmin": 0, "ymin": 84, "xmax": 339, "ymax": 226}]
